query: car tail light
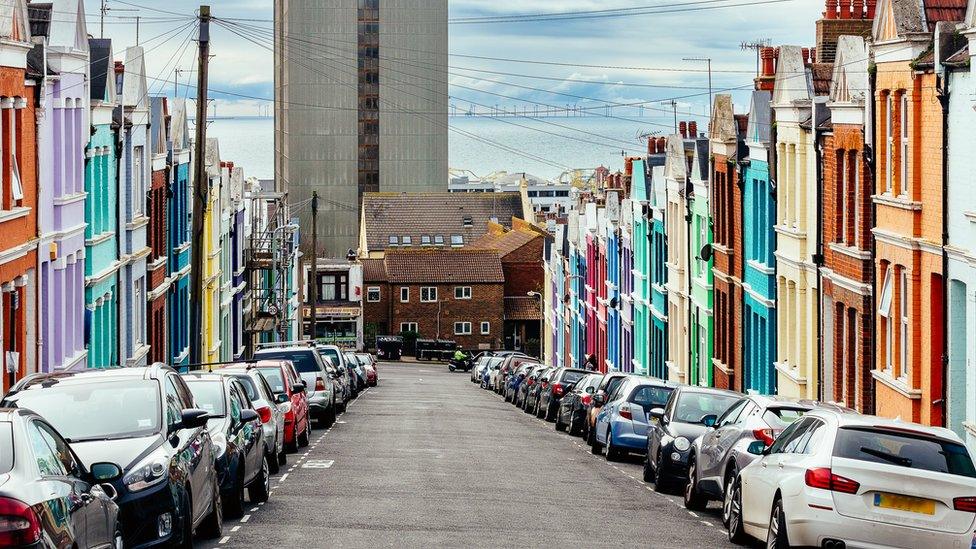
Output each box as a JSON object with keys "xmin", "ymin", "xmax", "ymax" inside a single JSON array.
[
  {"xmin": 954, "ymin": 497, "xmax": 976, "ymax": 512},
  {"xmin": 0, "ymin": 497, "xmax": 41, "ymax": 546},
  {"xmin": 805, "ymin": 468, "xmax": 860, "ymax": 494},
  {"xmin": 619, "ymin": 404, "xmax": 633, "ymax": 420},
  {"xmin": 527, "ymin": 379, "xmax": 535, "ymax": 386},
  {"xmin": 256, "ymin": 406, "xmax": 272, "ymax": 424},
  {"xmin": 581, "ymin": 394, "xmax": 592, "ymax": 407},
  {"xmin": 315, "ymin": 378, "xmax": 326, "ymax": 391},
  {"xmin": 753, "ymin": 428, "xmax": 776, "ymax": 446},
  {"xmin": 553, "ymin": 383, "xmax": 564, "ymax": 397}
]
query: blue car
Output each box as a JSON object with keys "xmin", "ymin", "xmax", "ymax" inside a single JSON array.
[{"xmin": 592, "ymin": 377, "xmax": 677, "ymax": 461}]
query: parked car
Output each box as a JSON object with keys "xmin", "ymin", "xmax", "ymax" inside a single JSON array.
[
  {"xmin": 525, "ymin": 367, "xmax": 554, "ymax": 414},
  {"xmin": 537, "ymin": 368, "xmax": 589, "ymax": 421},
  {"xmin": 726, "ymin": 410, "xmax": 976, "ymax": 548},
  {"xmin": 591, "ymin": 377, "xmax": 677, "ymax": 460},
  {"xmin": 220, "ymin": 368, "xmax": 287, "ymax": 474},
  {"xmin": 685, "ymin": 396, "xmax": 845, "ymax": 513},
  {"xmin": 344, "ymin": 351, "xmax": 368, "ymax": 390},
  {"xmin": 556, "ymin": 373, "xmax": 603, "ymax": 435},
  {"xmin": 254, "ymin": 345, "xmax": 337, "ymax": 426},
  {"xmin": 497, "ymin": 355, "xmax": 532, "ymax": 394},
  {"xmin": 357, "ymin": 353, "xmax": 379, "ymax": 386},
  {"xmin": 583, "ymin": 372, "xmax": 632, "ymax": 446},
  {"xmin": 645, "ymin": 386, "xmax": 740, "ymax": 492},
  {"xmin": 1, "ymin": 366, "xmax": 223, "ymax": 546},
  {"xmin": 514, "ymin": 365, "xmax": 543, "ymax": 408},
  {"xmin": 375, "ymin": 335, "xmax": 403, "ymax": 360},
  {"xmin": 0, "ymin": 408, "xmax": 123, "ymax": 548},
  {"xmin": 318, "ymin": 344, "xmax": 355, "ymax": 402},
  {"xmin": 225, "ymin": 360, "xmax": 311, "ymax": 454},
  {"xmin": 471, "ymin": 355, "xmax": 494, "ymax": 383},
  {"xmin": 182, "ymin": 372, "xmax": 270, "ymax": 518},
  {"xmin": 505, "ymin": 363, "xmax": 540, "ymax": 403}
]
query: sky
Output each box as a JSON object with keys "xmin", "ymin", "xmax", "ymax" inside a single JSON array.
[{"xmin": 94, "ymin": 0, "xmax": 823, "ymax": 119}]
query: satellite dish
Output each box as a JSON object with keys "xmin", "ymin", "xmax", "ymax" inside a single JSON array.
[
  {"xmin": 700, "ymin": 243, "xmax": 714, "ymax": 262},
  {"xmin": 609, "ymin": 297, "xmax": 619, "ymax": 309}
]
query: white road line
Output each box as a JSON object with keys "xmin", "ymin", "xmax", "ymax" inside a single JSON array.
[
  {"xmin": 687, "ymin": 511, "xmax": 699, "ymax": 518},
  {"xmin": 700, "ymin": 521, "xmax": 713, "ymax": 527},
  {"xmin": 218, "ymin": 537, "xmax": 230, "ymax": 544},
  {"xmin": 250, "ymin": 507, "xmax": 259, "ymax": 512},
  {"xmin": 241, "ymin": 515, "xmax": 251, "ymax": 523},
  {"xmin": 231, "ymin": 526, "xmax": 241, "ymax": 533},
  {"xmin": 280, "ymin": 473, "xmax": 289, "ymax": 481}
]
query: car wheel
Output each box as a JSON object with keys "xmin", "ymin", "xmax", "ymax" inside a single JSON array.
[
  {"xmin": 554, "ymin": 412, "xmax": 565, "ymax": 432},
  {"xmin": 727, "ymin": 477, "xmax": 749, "ymax": 545},
  {"xmin": 590, "ymin": 428, "xmax": 602, "ymax": 455},
  {"xmin": 278, "ymin": 445, "xmax": 288, "ymax": 465},
  {"xmin": 654, "ymin": 452, "xmax": 672, "ymax": 493},
  {"xmin": 683, "ymin": 457, "xmax": 708, "ymax": 510},
  {"xmin": 642, "ymin": 454, "xmax": 655, "ymax": 483},
  {"xmin": 767, "ymin": 497, "xmax": 789, "ymax": 549},
  {"xmin": 605, "ymin": 429, "xmax": 620, "ymax": 462},
  {"xmin": 268, "ymin": 446, "xmax": 281, "ymax": 475},
  {"xmin": 198, "ymin": 474, "xmax": 224, "ymax": 539},
  {"xmin": 722, "ymin": 467, "xmax": 737, "ymax": 527},
  {"xmin": 298, "ymin": 421, "xmax": 310, "ymax": 448},
  {"xmin": 224, "ymin": 466, "xmax": 246, "ymax": 519},
  {"xmin": 248, "ymin": 454, "xmax": 271, "ymax": 503}
]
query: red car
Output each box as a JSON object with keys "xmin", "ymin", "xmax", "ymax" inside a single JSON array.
[
  {"xmin": 224, "ymin": 360, "xmax": 311, "ymax": 453},
  {"xmin": 357, "ymin": 353, "xmax": 378, "ymax": 386}
]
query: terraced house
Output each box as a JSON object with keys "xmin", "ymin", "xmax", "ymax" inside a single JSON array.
[
  {"xmin": 664, "ymin": 134, "xmax": 691, "ymax": 383},
  {"xmin": 629, "ymin": 159, "xmax": 651, "ymax": 375},
  {"xmin": 688, "ymin": 133, "xmax": 712, "ymax": 387},
  {"xmin": 84, "ymin": 37, "xmax": 118, "ymax": 369},
  {"xmin": 167, "ymin": 98, "xmax": 191, "ymax": 368},
  {"xmin": 147, "ymin": 97, "xmax": 168, "ymax": 364}
]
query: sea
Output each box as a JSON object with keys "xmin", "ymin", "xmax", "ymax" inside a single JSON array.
[{"xmin": 206, "ymin": 115, "xmax": 667, "ymax": 182}]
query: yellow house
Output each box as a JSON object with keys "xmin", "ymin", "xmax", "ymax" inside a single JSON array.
[{"xmin": 203, "ymin": 138, "xmax": 223, "ymax": 363}]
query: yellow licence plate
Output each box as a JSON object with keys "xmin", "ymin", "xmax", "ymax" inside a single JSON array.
[{"xmin": 873, "ymin": 493, "xmax": 936, "ymax": 515}]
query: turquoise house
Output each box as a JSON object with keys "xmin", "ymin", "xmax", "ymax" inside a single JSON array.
[
  {"xmin": 630, "ymin": 160, "xmax": 651, "ymax": 375},
  {"xmin": 168, "ymin": 99, "xmax": 192, "ymax": 368},
  {"xmin": 742, "ymin": 90, "xmax": 778, "ymax": 394},
  {"xmin": 605, "ymin": 192, "xmax": 621, "ymax": 371},
  {"xmin": 689, "ymin": 138, "xmax": 713, "ymax": 387},
  {"xmin": 648, "ymin": 162, "xmax": 669, "ymax": 380},
  {"xmin": 84, "ymin": 38, "xmax": 119, "ymax": 368}
]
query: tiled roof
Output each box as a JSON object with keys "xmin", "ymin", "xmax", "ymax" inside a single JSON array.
[
  {"xmin": 923, "ymin": 0, "xmax": 966, "ymax": 28},
  {"xmin": 362, "ymin": 192, "xmax": 524, "ymax": 252},
  {"xmin": 383, "ymin": 248, "xmax": 504, "ymax": 284},
  {"xmin": 505, "ymin": 296, "xmax": 541, "ymax": 320},
  {"xmin": 361, "ymin": 258, "xmax": 387, "ymax": 282},
  {"xmin": 471, "ymin": 227, "xmax": 542, "ymax": 258}
]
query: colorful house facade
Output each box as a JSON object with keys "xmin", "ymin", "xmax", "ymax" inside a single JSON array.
[
  {"xmin": 84, "ymin": 37, "xmax": 118, "ymax": 369},
  {"xmin": 167, "ymin": 98, "xmax": 191, "ymax": 368},
  {"xmin": 147, "ymin": 97, "xmax": 169, "ymax": 364},
  {"xmin": 665, "ymin": 134, "xmax": 691, "ymax": 383},
  {"xmin": 203, "ymin": 138, "xmax": 222, "ymax": 363},
  {"xmin": 688, "ymin": 136, "xmax": 713, "ymax": 387},
  {"xmin": 630, "ymin": 160, "xmax": 651, "ymax": 375},
  {"xmin": 648, "ymin": 162, "xmax": 669, "ymax": 380},
  {"xmin": 32, "ymin": 2, "xmax": 89, "ymax": 372}
]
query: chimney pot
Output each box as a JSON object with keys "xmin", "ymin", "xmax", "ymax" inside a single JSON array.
[
  {"xmin": 802, "ymin": 47, "xmax": 811, "ymax": 66},
  {"xmin": 679, "ymin": 121, "xmax": 688, "ymax": 139},
  {"xmin": 689, "ymin": 121, "xmax": 698, "ymax": 138},
  {"xmin": 839, "ymin": 0, "xmax": 851, "ymax": 18},
  {"xmin": 866, "ymin": 0, "xmax": 876, "ymax": 18},
  {"xmin": 657, "ymin": 137, "xmax": 666, "ymax": 152},
  {"xmin": 824, "ymin": 0, "xmax": 837, "ymax": 18},
  {"xmin": 852, "ymin": 0, "xmax": 864, "ymax": 17}
]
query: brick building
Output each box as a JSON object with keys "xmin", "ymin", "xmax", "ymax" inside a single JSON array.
[
  {"xmin": 820, "ymin": 34, "xmax": 875, "ymax": 414},
  {"xmin": 362, "ymin": 248, "xmax": 505, "ymax": 350},
  {"xmin": 146, "ymin": 97, "xmax": 169, "ymax": 363}
]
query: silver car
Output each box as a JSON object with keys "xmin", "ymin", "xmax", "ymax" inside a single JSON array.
[
  {"xmin": 685, "ymin": 395, "xmax": 847, "ymax": 514},
  {"xmin": 222, "ymin": 369, "xmax": 287, "ymax": 474}
]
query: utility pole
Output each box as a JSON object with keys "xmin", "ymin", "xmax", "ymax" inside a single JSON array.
[
  {"xmin": 100, "ymin": 0, "xmax": 137, "ymax": 39},
  {"xmin": 307, "ymin": 191, "xmax": 319, "ymax": 340},
  {"xmin": 660, "ymin": 100, "xmax": 678, "ymax": 134},
  {"xmin": 189, "ymin": 5, "xmax": 211, "ymax": 365}
]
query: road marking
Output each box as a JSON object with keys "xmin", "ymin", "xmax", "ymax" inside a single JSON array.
[
  {"xmin": 250, "ymin": 507, "xmax": 259, "ymax": 512},
  {"xmin": 337, "ymin": 420, "xmax": 347, "ymax": 424},
  {"xmin": 241, "ymin": 515, "xmax": 251, "ymax": 523},
  {"xmin": 687, "ymin": 511, "xmax": 699, "ymax": 518},
  {"xmin": 231, "ymin": 526, "xmax": 241, "ymax": 533},
  {"xmin": 279, "ymin": 473, "xmax": 289, "ymax": 481},
  {"xmin": 700, "ymin": 521, "xmax": 713, "ymax": 527},
  {"xmin": 218, "ymin": 536, "xmax": 230, "ymax": 544},
  {"xmin": 302, "ymin": 459, "xmax": 335, "ymax": 469}
]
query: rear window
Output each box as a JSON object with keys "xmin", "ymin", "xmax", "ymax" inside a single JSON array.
[
  {"xmin": 0, "ymin": 422, "xmax": 11, "ymax": 474},
  {"xmin": 257, "ymin": 368, "xmax": 285, "ymax": 393},
  {"xmin": 561, "ymin": 370, "xmax": 587, "ymax": 384},
  {"xmin": 234, "ymin": 376, "xmax": 260, "ymax": 402},
  {"xmin": 256, "ymin": 351, "xmax": 322, "ymax": 374},
  {"xmin": 834, "ymin": 427, "xmax": 976, "ymax": 478},
  {"xmin": 319, "ymin": 348, "xmax": 341, "ymax": 368},
  {"xmin": 184, "ymin": 380, "xmax": 226, "ymax": 416},
  {"xmin": 763, "ymin": 407, "xmax": 808, "ymax": 430},
  {"xmin": 630, "ymin": 385, "xmax": 674, "ymax": 409}
]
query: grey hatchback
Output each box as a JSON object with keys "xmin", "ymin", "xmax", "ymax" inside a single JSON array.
[{"xmin": 684, "ymin": 395, "xmax": 849, "ymax": 515}]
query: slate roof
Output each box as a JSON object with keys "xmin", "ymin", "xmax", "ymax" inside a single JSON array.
[
  {"xmin": 504, "ymin": 296, "xmax": 541, "ymax": 321},
  {"xmin": 471, "ymin": 226, "xmax": 542, "ymax": 258},
  {"xmin": 361, "ymin": 258, "xmax": 387, "ymax": 282},
  {"xmin": 746, "ymin": 90, "xmax": 773, "ymax": 145},
  {"xmin": 383, "ymin": 248, "xmax": 504, "ymax": 284},
  {"xmin": 361, "ymin": 192, "xmax": 524, "ymax": 252},
  {"xmin": 89, "ymin": 38, "xmax": 112, "ymax": 101},
  {"xmin": 27, "ymin": 3, "xmax": 51, "ymax": 38}
]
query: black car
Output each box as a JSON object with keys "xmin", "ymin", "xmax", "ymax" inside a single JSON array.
[
  {"xmin": 556, "ymin": 373, "xmax": 603, "ymax": 434},
  {"xmin": 182, "ymin": 373, "xmax": 270, "ymax": 518},
  {"xmin": 536, "ymin": 367, "xmax": 589, "ymax": 421},
  {"xmin": 524, "ymin": 367, "xmax": 554, "ymax": 414},
  {"xmin": 1, "ymin": 365, "xmax": 223, "ymax": 547},
  {"xmin": 645, "ymin": 386, "xmax": 740, "ymax": 493},
  {"xmin": 0, "ymin": 408, "xmax": 123, "ymax": 548}
]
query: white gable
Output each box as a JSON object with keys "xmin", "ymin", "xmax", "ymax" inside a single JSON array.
[
  {"xmin": 49, "ymin": 0, "xmax": 88, "ymax": 51},
  {"xmin": 772, "ymin": 45, "xmax": 813, "ymax": 106},
  {"xmin": 122, "ymin": 46, "xmax": 149, "ymax": 112},
  {"xmin": 663, "ymin": 135, "xmax": 687, "ymax": 182},
  {"xmin": 0, "ymin": 0, "xmax": 29, "ymax": 44},
  {"xmin": 830, "ymin": 36, "xmax": 869, "ymax": 105}
]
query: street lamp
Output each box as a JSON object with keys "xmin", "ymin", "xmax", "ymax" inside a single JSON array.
[{"xmin": 527, "ymin": 291, "xmax": 544, "ymax": 360}]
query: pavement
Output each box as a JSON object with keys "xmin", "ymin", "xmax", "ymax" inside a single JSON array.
[{"xmin": 200, "ymin": 362, "xmax": 736, "ymax": 548}]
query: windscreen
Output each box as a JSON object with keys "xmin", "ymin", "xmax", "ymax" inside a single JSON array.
[
  {"xmin": 560, "ymin": 370, "xmax": 587, "ymax": 384},
  {"xmin": 630, "ymin": 385, "xmax": 674, "ymax": 409},
  {"xmin": 319, "ymin": 348, "xmax": 342, "ymax": 368},
  {"xmin": 185, "ymin": 380, "xmax": 227, "ymax": 416},
  {"xmin": 673, "ymin": 392, "xmax": 740, "ymax": 424},
  {"xmin": 256, "ymin": 351, "xmax": 322, "ymax": 374},
  {"xmin": 834, "ymin": 427, "xmax": 976, "ymax": 478},
  {"xmin": 763, "ymin": 407, "xmax": 808, "ymax": 430},
  {"xmin": 234, "ymin": 376, "xmax": 261, "ymax": 402},
  {"xmin": 257, "ymin": 367, "xmax": 286, "ymax": 393}
]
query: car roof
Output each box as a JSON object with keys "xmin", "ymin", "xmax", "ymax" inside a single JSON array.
[
  {"xmin": 255, "ymin": 346, "xmax": 317, "ymax": 354},
  {"xmin": 11, "ymin": 363, "xmax": 175, "ymax": 392},
  {"xmin": 806, "ymin": 409, "xmax": 964, "ymax": 443},
  {"xmin": 677, "ymin": 385, "xmax": 740, "ymax": 397},
  {"xmin": 222, "ymin": 359, "xmax": 292, "ymax": 370}
]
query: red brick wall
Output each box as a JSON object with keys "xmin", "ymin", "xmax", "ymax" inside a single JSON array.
[
  {"xmin": 711, "ymin": 153, "xmax": 742, "ymax": 390},
  {"xmin": 148, "ymin": 295, "xmax": 167, "ymax": 363}
]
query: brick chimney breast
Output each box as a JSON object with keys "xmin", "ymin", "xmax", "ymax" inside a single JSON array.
[
  {"xmin": 689, "ymin": 121, "xmax": 698, "ymax": 138},
  {"xmin": 679, "ymin": 121, "xmax": 688, "ymax": 139}
]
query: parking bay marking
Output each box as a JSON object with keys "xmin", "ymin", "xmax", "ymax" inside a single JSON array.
[{"xmin": 302, "ymin": 459, "xmax": 335, "ymax": 469}]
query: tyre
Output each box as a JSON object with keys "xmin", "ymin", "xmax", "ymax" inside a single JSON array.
[
  {"xmin": 767, "ymin": 498, "xmax": 789, "ymax": 549},
  {"xmin": 721, "ymin": 467, "xmax": 737, "ymax": 528},
  {"xmin": 198, "ymin": 474, "xmax": 224, "ymax": 539},
  {"xmin": 642, "ymin": 454, "xmax": 655, "ymax": 483},
  {"xmin": 585, "ymin": 421, "xmax": 596, "ymax": 447},
  {"xmin": 268, "ymin": 447, "xmax": 280, "ymax": 474},
  {"xmin": 654, "ymin": 452, "xmax": 672, "ymax": 493},
  {"xmin": 224, "ymin": 466, "xmax": 246, "ymax": 519},
  {"xmin": 248, "ymin": 454, "xmax": 271, "ymax": 503},
  {"xmin": 278, "ymin": 446, "xmax": 288, "ymax": 466},
  {"xmin": 175, "ymin": 489, "xmax": 195, "ymax": 548},
  {"xmin": 605, "ymin": 430, "xmax": 621, "ymax": 461},
  {"xmin": 683, "ymin": 457, "xmax": 708, "ymax": 511},
  {"xmin": 590, "ymin": 429, "xmax": 602, "ymax": 455},
  {"xmin": 298, "ymin": 420, "xmax": 310, "ymax": 448},
  {"xmin": 554, "ymin": 412, "xmax": 565, "ymax": 432},
  {"xmin": 726, "ymin": 477, "xmax": 749, "ymax": 544}
]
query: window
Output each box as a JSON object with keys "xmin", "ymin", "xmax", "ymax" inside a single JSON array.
[
  {"xmin": 434, "ymin": 235, "xmax": 444, "ymax": 246},
  {"xmin": 134, "ymin": 278, "xmax": 144, "ymax": 345},
  {"xmin": 420, "ymin": 287, "xmax": 437, "ymax": 302},
  {"xmin": 454, "ymin": 322, "xmax": 472, "ymax": 335},
  {"xmin": 833, "ymin": 427, "xmax": 976, "ymax": 478},
  {"xmin": 455, "ymin": 286, "xmax": 472, "ymax": 299},
  {"xmin": 879, "ymin": 264, "xmax": 893, "ymax": 372},
  {"xmin": 388, "ymin": 236, "xmax": 398, "ymax": 246},
  {"xmin": 400, "ymin": 322, "xmax": 417, "ymax": 333},
  {"xmin": 421, "ymin": 235, "xmax": 431, "ymax": 245},
  {"xmin": 366, "ymin": 286, "xmax": 381, "ymax": 302},
  {"xmin": 885, "ymin": 94, "xmax": 893, "ymax": 193},
  {"xmin": 837, "ymin": 151, "xmax": 846, "ymax": 244},
  {"xmin": 451, "ymin": 235, "xmax": 463, "ymax": 246},
  {"xmin": 10, "ymin": 156, "xmax": 22, "ymax": 202},
  {"xmin": 900, "ymin": 94, "xmax": 908, "ymax": 198},
  {"xmin": 133, "ymin": 145, "xmax": 144, "ymax": 214},
  {"xmin": 28, "ymin": 422, "xmax": 67, "ymax": 476},
  {"xmin": 319, "ymin": 273, "xmax": 348, "ymax": 301},
  {"xmin": 462, "ymin": 216, "xmax": 473, "ymax": 227},
  {"xmin": 899, "ymin": 269, "xmax": 908, "ymax": 379},
  {"xmin": 164, "ymin": 377, "xmax": 183, "ymax": 431},
  {"xmin": 851, "ymin": 153, "xmax": 860, "ymax": 247},
  {"xmin": 402, "ymin": 236, "xmax": 412, "ymax": 246},
  {"xmin": 400, "ymin": 287, "xmax": 409, "ymax": 302},
  {"xmin": 480, "ymin": 321, "xmax": 490, "ymax": 335}
]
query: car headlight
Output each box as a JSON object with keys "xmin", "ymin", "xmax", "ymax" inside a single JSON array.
[
  {"xmin": 123, "ymin": 455, "xmax": 169, "ymax": 492},
  {"xmin": 212, "ymin": 433, "xmax": 227, "ymax": 459},
  {"xmin": 673, "ymin": 436, "xmax": 690, "ymax": 452}
]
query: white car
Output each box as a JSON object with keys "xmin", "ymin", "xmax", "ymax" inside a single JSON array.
[{"xmin": 727, "ymin": 409, "xmax": 976, "ymax": 548}]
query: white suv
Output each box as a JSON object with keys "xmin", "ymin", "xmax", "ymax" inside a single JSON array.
[{"xmin": 727, "ymin": 409, "xmax": 976, "ymax": 548}]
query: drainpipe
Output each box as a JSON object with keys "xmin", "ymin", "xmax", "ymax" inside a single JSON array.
[
  {"xmin": 813, "ymin": 101, "xmax": 825, "ymax": 403},
  {"xmin": 685, "ymin": 177, "xmax": 694, "ymax": 386},
  {"xmin": 937, "ymin": 66, "xmax": 950, "ymax": 428},
  {"xmin": 865, "ymin": 57, "xmax": 878, "ymax": 415},
  {"xmin": 769, "ymin": 108, "xmax": 779, "ymax": 393}
]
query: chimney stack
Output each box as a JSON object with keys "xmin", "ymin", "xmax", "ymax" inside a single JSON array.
[
  {"xmin": 625, "ymin": 157, "xmax": 634, "ymax": 176},
  {"xmin": 679, "ymin": 121, "xmax": 688, "ymax": 139},
  {"xmin": 657, "ymin": 137, "xmax": 666, "ymax": 153},
  {"xmin": 852, "ymin": 0, "xmax": 864, "ymax": 17},
  {"xmin": 688, "ymin": 121, "xmax": 698, "ymax": 138},
  {"xmin": 824, "ymin": 0, "xmax": 837, "ymax": 19},
  {"xmin": 866, "ymin": 0, "xmax": 876, "ymax": 17}
]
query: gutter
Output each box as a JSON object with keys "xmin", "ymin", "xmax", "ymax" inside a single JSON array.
[
  {"xmin": 937, "ymin": 67, "xmax": 950, "ymax": 428},
  {"xmin": 813, "ymin": 100, "xmax": 825, "ymax": 404},
  {"xmin": 865, "ymin": 56, "xmax": 878, "ymax": 415}
]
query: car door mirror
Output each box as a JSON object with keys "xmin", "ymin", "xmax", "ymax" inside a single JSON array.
[
  {"xmin": 592, "ymin": 394, "xmax": 606, "ymax": 406},
  {"xmin": 237, "ymin": 409, "xmax": 259, "ymax": 430},
  {"xmin": 648, "ymin": 407, "xmax": 665, "ymax": 420},
  {"xmin": 180, "ymin": 408, "xmax": 210, "ymax": 430},
  {"xmin": 275, "ymin": 393, "xmax": 289, "ymax": 404},
  {"xmin": 747, "ymin": 440, "xmax": 768, "ymax": 456},
  {"xmin": 700, "ymin": 414, "xmax": 718, "ymax": 427},
  {"xmin": 291, "ymin": 382, "xmax": 306, "ymax": 394},
  {"xmin": 89, "ymin": 462, "xmax": 123, "ymax": 482}
]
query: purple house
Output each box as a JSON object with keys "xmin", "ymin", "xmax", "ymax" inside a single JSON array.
[{"xmin": 29, "ymin": 0, "xmax": 90, "ymax": 371}]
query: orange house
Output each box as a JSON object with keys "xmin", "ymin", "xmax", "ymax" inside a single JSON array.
[
  {"xmin": 870, "ymin": 0, "xmax": 964, "ymax": 425},
  {"xmin": 0, "ymin": 3, "xmax": 37, "ymax": 393}
]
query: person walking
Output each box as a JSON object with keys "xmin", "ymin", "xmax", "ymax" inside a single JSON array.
[{"xmin": 585, "ymin": 354, "xmax": 598, "ymax": 371}]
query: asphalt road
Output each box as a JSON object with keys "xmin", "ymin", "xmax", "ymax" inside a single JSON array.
[{"xmin": 201, "ymin": 362, "xmax": 736, "ymax": 548}]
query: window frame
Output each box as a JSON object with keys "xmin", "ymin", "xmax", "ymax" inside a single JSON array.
[
  {"xmin": 454, "ymin": 286, "xmax": 472, "ymax": 300},
  {"xmin": 454, "ymin": 321, "xmax": 472, "ymax": 335},
  {"xmin": 366, "ymin": 286, "xmax": 381, "ymax": 303},
  {"xmin": 399, "ymin": 287, "xmax": 409, "ymax": 303},
  {"xmin": 480, "ymin": 321, "xmax": 490, "ymax": 335},
  {"xmin": 885, "ymin": 94, "xmax": 893, "ymax": 194},
  {"xmin": 399, "ymin": 322, "xmax": 418, "ymax": 333},
  {"xmin": 900, "ymin": 93, "xmax": 909, "ymax": 198},
  {"xmin": 899, "ymin": 269, "xmax": 909, "ymax": 381},
  {"xmin": 420, "ymin": 286, "xmax": 438, "ymax": 303}
]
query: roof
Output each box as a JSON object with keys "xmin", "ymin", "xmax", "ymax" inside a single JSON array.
[
  {"xmin": 89, "ymin": 38, "xmax": 113, "ymax": 102},
  {"xmin": 504, "ymin": 296, "xmax": 541, "ymax": 320},
  {"xmin": 361, "ymin": 258, "xmax": 387, "ymax": 282},
  {"xmin": 361, "ymin": 192, "xmax": 524, "ymax": 252},
  {"xmin": 470, "ymin": 225, "xmax": 543, "ymax": 258},
  {"xmin": 745, "ymin": 90, "xmax": 773, "ymax": 145},
  {"xmin": 924, "ymin": 0, "xmax": 966, "ymax": 28},
  {"xmin": 812, "ymin": 63, "xmax": 833, "ymax": 96},
  {"xmin": 0, "ymin": 0, "xmax": 30, "ymax": 44},
  {"xmin": 27, "ymin": 3, "xmax": 51, "ymax": 38},
  {"xmin": 383, "ymin": 248, "xmax": 504, "ymax": 284}
]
